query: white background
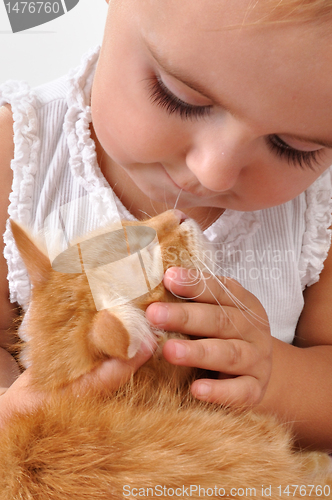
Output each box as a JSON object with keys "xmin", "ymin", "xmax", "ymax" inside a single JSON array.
[{"xmin": 0, "ymin": 0, "xmax": 108, "ymax": 86}]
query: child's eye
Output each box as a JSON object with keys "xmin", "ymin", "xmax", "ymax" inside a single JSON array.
[
  {"xmin": 148, "ymin": 76, "xmax": 212, "ymax": 120},
  {"xmin": 267, "ymin": 134, "xmax": 323, "ymax": 170},
  {"xmin": 147, "ymin": 79, "xmax": 324, "ymax": 170}
]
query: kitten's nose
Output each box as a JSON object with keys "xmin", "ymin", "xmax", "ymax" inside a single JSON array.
[{"xmin": 173, "ymin": 209, "xmax": 189, "ymax": 224}]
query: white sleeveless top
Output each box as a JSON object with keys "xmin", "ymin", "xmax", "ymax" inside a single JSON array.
[{"xmin": 1, "ymin": 46, "xmax": 331, "ymax": 344}]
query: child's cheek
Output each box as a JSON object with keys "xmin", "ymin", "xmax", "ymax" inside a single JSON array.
[{"xmin": 91, "ymin": 77, "xmax": 179, "ymax": 168}]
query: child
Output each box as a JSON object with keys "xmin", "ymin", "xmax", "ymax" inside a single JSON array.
[{"xmin": 0, "ymin": 0, "xmax": 332, "ymax": 450}]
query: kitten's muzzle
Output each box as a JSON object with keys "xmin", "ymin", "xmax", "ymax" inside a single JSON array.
[{"xmin": 173, "ymin": 210, "xmax": 189, "ymax": 224}]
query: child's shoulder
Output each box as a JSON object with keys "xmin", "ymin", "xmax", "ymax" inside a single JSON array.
[
  {"xmin": 0, "ymin": 75, "xmax": 71, "ymax": 118},
  {"xmin": 0, "ymin": 105, "xmax": 18, "ymax": 337},
  {"xmin": 33, "ymin": 45, "xmax": 100, "ymax": 109},
  {"xmin": 0, "ymin": 46, "xmax": 100, "ymax": 115},
  {"xmin": 0, "ymin": 104, "xmax": 14, "ymax": 220},
  {"xmin": 0, "ymin": 104, "xmax": 13, "ymax": 159}
]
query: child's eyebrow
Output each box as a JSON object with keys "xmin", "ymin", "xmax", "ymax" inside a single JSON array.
[{"xmin": 146, "ymin": 41, "xmax": 239, "ymax": 114}]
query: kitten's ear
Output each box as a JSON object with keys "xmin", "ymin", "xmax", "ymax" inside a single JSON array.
[
  {"xmin": 90, "ymin": 309, "xmax": 131, "ymax": 360},
  {"xmin": 10, "ymin": 220, "xmax": 52, "ymax": 286}
]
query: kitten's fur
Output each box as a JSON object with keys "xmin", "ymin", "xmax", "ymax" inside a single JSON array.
[{"xmin": 0, "ymin": 211, "xmax": 331, "ymax": 500}]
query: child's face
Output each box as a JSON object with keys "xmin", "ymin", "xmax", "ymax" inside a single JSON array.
[{"xmin": 91, "ymin": 0, "xmax": 332, "ymax": 213}]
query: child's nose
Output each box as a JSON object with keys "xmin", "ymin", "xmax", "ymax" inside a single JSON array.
[{"xmin": 185, "ymin": 120, "xmax": 252, "ymax": 192}]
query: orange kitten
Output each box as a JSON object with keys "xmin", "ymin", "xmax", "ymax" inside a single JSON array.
[{"xmin": 0, "ymin": 211, "xmax": 331, "ymax": 500}]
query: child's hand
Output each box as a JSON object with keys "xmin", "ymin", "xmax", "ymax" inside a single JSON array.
[
  {"xmin": 0, "ymin": 370, "xmax": 45, "ymax": 428},
  {"xmin": 0, "ymin": 345, "xmax": 154, "ymax": 426},
  {"xmin": 72, "ymin": 343, "xmax": 155, "ymax": 394},
  {"xmin": 146, "ymin": 267, "xmax": 273, "ymax": 407}
]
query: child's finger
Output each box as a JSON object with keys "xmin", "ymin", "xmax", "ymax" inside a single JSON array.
[
  {"xmin": 164, "ymin": 267, "xmax": 257, "ymax": 309},
  {"xmin": 146, "ymin": 301, "xmax": 268, "ymax": 341},
  {"xmin": 190, "ymin": 375, "xmax": 265, "ymax": 407},
  {"xmin": 73, "ymin": 341, "xmax": 154, "ymax": 394},
  {"xmin": 162, "ymin": 337, "xmax": 271, "ymax": 381}
]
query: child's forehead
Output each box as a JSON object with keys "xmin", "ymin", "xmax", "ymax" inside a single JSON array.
[
  {"xmin": 139, "ymin": 0, "xmax": 329, "ymax": 62},
  {"xmin": 139, "ymin": 0, "xmax": 331, "ymax": 31},
  {"xmin": 110, "ymin": 0, "xmax": 332, "ymax": 137},
  {"xmin": 141, "ymin": 0, "xmax": 248, "ymax": 30}
]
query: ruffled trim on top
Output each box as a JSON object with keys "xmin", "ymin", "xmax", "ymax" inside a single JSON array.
[
  {"xmin": 63, "ymin": 45, "xmax": 140, "ymax": 224},
  {"xmin": 204, "ymin": 209, "xmax": 261, "ymax": 248},
  {"xmin": 0, "ymin": 80, "xmax": 40, "ymax": 308},
  {"xmin": 299, "ymin": 166, "xmax": 332, "ymax": 289},
  {"xmin": 63, "ymin": 45, "xmax": 120, "ymax": 222}
]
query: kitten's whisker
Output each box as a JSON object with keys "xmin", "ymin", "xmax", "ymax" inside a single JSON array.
[
  {"xmin": 113, "ymin": 181, "xmax": 128, "ymax": 209},
  {"xmin": 148, "ymin": 198, "xmax": 159, "ymax": 217},
  {"xmin": 193, "ymin": 256, "xmax": 269, "ymax": 329},
  {"xmin": 138, "ymin": 209, "xmax": 153, "ymax": 220},
  {"xmin": 203, "ymin": 253, "xmax": 251, "ymax": 290},
  {"xmin": 201, "ymin": 269, "xmax": 268, "ymax": 342},
  {"xmin": 173, "ymin": 189, "xmax": 183, "ymax": 210},
  {"xmin": 163, "ymin": 184, "xmax": 169, "ymax": 211},
  {"xmin": 168, "ymin": 271, "xmax": 208, "ymax": 301},
  {"xmin": 198, "ymin": 207, "xmax": 213, "ymax": 230},
  {"xmin": 201, "ymin": 255, "xmax": 255, "ymax": 298},
  {"xmin": 195, "ymin": 270, "xmax": 244, "ymax": 340},
  {"xmin": 194, "ymin": 252, "xmax": 267, "ymax": 324}
]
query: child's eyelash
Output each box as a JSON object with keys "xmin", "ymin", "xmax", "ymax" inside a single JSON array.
[
  {"xmin": 148, "ymin": 77, "xmax": 212, "ymax": 120},
  {"xmin": 147, "ymin": 78, "xmax": 323, "ymax": 170},
  {"xmin": 267, "ymin": 135, "xmax": 323, "ymax": 170}
]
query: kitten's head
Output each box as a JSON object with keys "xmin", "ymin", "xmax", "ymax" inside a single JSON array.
[{"xmin": 11, "ymin": 210, "xmax": 213, "ymax": 388}]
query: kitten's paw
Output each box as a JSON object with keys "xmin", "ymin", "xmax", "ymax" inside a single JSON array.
[
  {"xmin": 90, "ymin": 310, "xmax": 131, "ymax": 360},
  {"xmin": 90, "ymin": 305, "xmax": 158, "ymax": 360}
]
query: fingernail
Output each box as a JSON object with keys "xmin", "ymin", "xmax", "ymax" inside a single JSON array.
[
  {"xmin": 173, "ymin": 341, "xmax": 188, "ymax": 359},
  {"xmin": 195, "ymin": 383, "xmax": 211, "ymax": 397},
  {"xmin": 165, "ymin": 267, "xmax": 178, "ymax": 280},
  {"xmin": 152, "ymin": 304, "xmax": 169, "ymax": 326},
  {"xmin": 165, "ymin": 267, "xmax": 188, "ymax": 282}
]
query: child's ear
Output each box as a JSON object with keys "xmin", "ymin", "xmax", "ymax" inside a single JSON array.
[
  {"xmin": 10, "ymin": 219, "xmax": 52, "ymax": 286},
  {"xmin": 89, "ymin": 309, "xmax": 131, "ymax": 360}
]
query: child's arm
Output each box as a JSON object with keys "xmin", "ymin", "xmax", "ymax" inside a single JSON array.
[
  {"xmin": 0, "ymin": 346, "xmax": 153, "ymax": 428},
  {"xmin": 0, "ymin": 105, "xmax": 21, "ymax": 388},
  {"xmin": 261, "ymin": 241, "xmax": 332, "ymax": 450},
  {"xmin": 0, "ymin": 108, "xmax": 51, "ymax": 421},
  {"xmin": 146, "ymin": 264, "xmax": 332, "ymax": 451}
]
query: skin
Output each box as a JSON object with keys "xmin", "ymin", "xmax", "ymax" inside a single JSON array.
[
  {"xmin": 1, "ymin": 0, "xmax": 332, "ymax": 450},
  {"xmin": 91, "ymin": 0, "xmax": 332, "ymax": 219}
]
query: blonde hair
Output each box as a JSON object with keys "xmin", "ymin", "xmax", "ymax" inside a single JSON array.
[{"xmin": 256, "ymin": 0, "xmax": 332, "ymax": 24}]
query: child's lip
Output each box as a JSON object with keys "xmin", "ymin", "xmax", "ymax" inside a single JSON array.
[
  {"xmin": 161, "ymin": 165, "xmax": 184, "ymax": 190},
  {"xmin": 161, "ymin": 164, "xmax": 206, "ymax": 197}
]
